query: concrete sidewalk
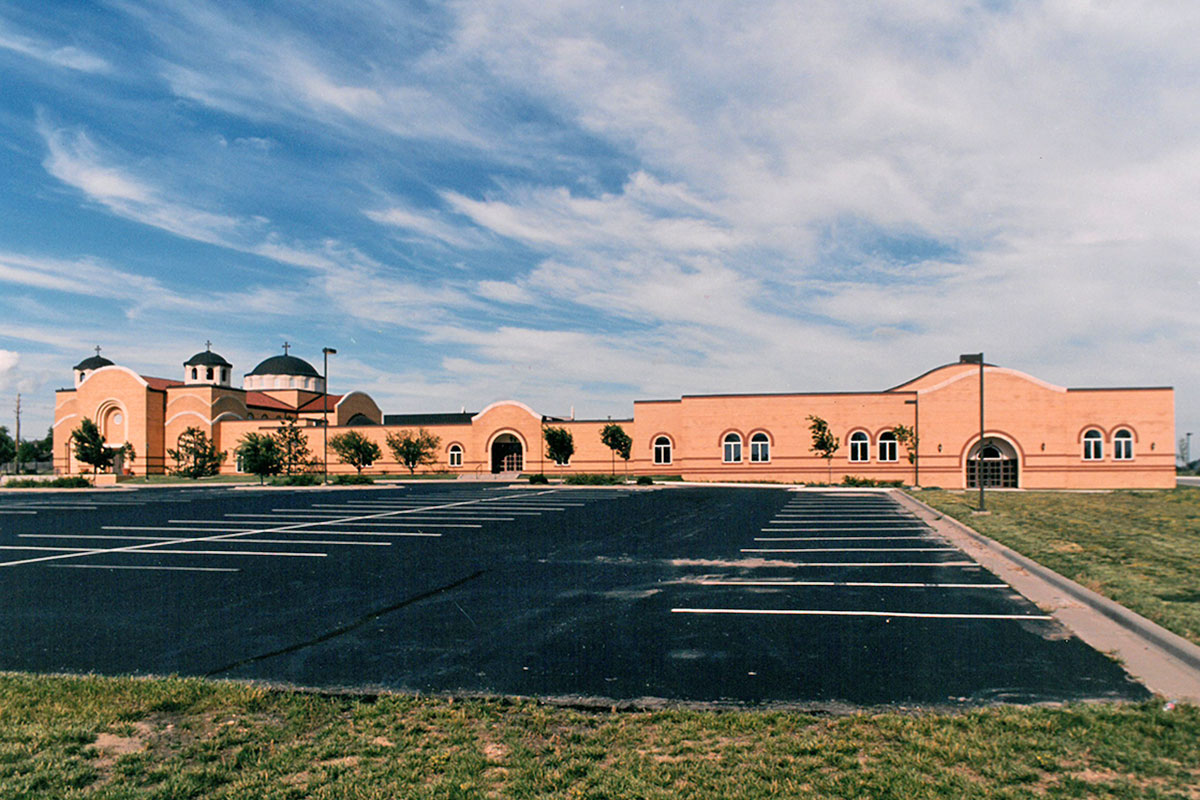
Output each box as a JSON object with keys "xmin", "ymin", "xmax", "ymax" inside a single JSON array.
[{"xmin": 894, "ymin": 490, "xmax": 1200, "ymax": 704}]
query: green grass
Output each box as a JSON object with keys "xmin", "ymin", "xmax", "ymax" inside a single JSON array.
[
  {"xmin": 917, "ymin": 488, "xmax": 1200, "ymax": 646},
  {"xmin": 119, "ymin": 475, "xmax": 254, "ymax": 485},
  {"xmin": 1, "ymin": 476, "xmax": 92, "ymax": 489},
  {"xmin": 0, "ymin": 673, "xmax": 1196, "ymax": 799}
]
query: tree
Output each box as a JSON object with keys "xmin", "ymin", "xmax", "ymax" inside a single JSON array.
[
  {"xmin": 891, "ymin": 424, "xmax": 918, "ymax": 465},
  {"xmin": 600, "ymin": 423, "xmax": 632, "ymax": 475},
  {"xmin": 70, "ymin": 418, "xmax": 114, "ymax": 475},
  {"xmin": 235, "ymin": 432, "xmax": 282, "ymax": 484},
  {"xmin": 329, "ymin": 430, "xmax": 382, "ymax": 475},
  {"xmin": 0, "ymin": 425, "xmax": 14, "ymax": 472},
  {"xmin": 272, "ymin": 418, "xmax": 313, "ymax": 476},
  {"xmin": 544, "ymin": 426, "xmax": 574, "ymax": 469},
  {"xmin": 168, "ymin": 427, "xmax": 226, "ymax": 478},
  {"xmin": 17, "ymin": 428, "xmax": 53, "ymax": 465},
  {"xmin": 385, "ymin": 428, "xmax": 441, "ymax": 474},
  {"xmin": 807, "ymin": 414, "xmax": 840, "ymax": 484}
]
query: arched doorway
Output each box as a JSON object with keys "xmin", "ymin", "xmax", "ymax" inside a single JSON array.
[
  {"xmin": 966, "ymin": 438, "xmax": 1019, "ymax": 488},
  {"xmin": 491, "ymin": 434, "xmax": 524, "ymax": 473}
]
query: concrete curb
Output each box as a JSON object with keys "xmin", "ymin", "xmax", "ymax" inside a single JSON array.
[{"xmin": 893, "ymin": 490, "xmax": 1200, "ymax": 700}]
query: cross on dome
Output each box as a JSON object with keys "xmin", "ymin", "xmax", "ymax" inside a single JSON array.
[
  {"xmin": 282, "ymin": 341, "xmax": 290, "ymax": 355},
  {"xmin": 94, "ymin": 345, "xmax": 102, "ymax": 356},
  {"xmin": 205, "ymin": 340, "xmax": 212, "ymax": 351}
]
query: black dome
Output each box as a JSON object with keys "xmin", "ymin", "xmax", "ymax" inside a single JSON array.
[
  {"xmin": 74, "ymin": 355, "xmax": 114, "ymax": 371},
  {"xmin": 184, "ymin": 350, "xmax": 232, "ymax": 368},
  {"xmin": 246, "ymin": 354, "xmax": 320, "ymax": 378}
]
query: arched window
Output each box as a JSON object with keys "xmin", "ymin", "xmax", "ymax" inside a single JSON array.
[
  {"xmin": 653, "ymin": 436, "xmax": 672, "ymax": 465},
  {"xmin": 878, "ymin": 431, "xmax": 898, "ymax": 462},
  {"xmin": 1083, "ymin": 429, "xmax": 1104, "ymax": 460},
  {"xmin": 191, "ymin": 367, "xmax": 198, "ymax": 380},
  {"xmin": 849, "ymin": 431, "xmax": 869, "ymax": 462},
  {"xmin": 1114, "ymin": 429, "xmax": 1133, "ymax": 460},
  {"xmin": 749, "ymin": 432, "xmax": 770, "ymax": 463},
  {"xmin": 448, "ymin": 444, "xmax": 463, "ymax": 468},
  {"xmin": 206, "ymin": 367, "xmax": 214, "ymax": 380},
  {"xmin": 221, "ymin": 368, "xmax": 229, "ymax": 383},
  {"xmin": 723, "ymin": 433, "xmax": 742, "ymax": 463}
]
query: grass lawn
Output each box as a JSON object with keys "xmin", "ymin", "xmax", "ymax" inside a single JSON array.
[
  {"xmin": 916, "ymin": 488, "xmax": 1200, "ymax": 646},
  {"xmin": 119, "ymin": 475, "xmax": 255, "ymax": 486},
  {"xmin": 1, "ymin": 673, "xmax": 1196, "ymax": 799}
]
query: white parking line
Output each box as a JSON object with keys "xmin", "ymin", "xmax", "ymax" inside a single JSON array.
[
  {"xmin": 741, "ymin": 547, "xmax": 958, "ymax": 553},
  {"xmin": 219, "ymin": 517, "xmax": 480, "ymax": 528},
  {"xmin": 0, "ymin": 545, "xmax": 324, "ymax": 557},
  {"xmin": 49, "ymin": 564, "xmax": 239, "ymax": 573},
  {"xmin": 671, "ymin": 608, "xmax": 1052, "ymax": 620},
  {"xmin": 764, "ymin": 527, "xmax": 929, "ymax": 533},
  {"xmin": 21, "ymin": 534, "xmax": 387, "ymax": 546},
  {"xmin": 0, "ymin": 490, "xmax": 562, "ymax": 569},
  {"xmin": 0, "ymin": 510, "xmax": 37, "ymax": 515},
  {"xmin": 754, "ymin": 536, "xmax": 934, "ymax": 541},
  {"xmin": 682, "ymin": 579, "xmax": 1009, "ymax": 588}
]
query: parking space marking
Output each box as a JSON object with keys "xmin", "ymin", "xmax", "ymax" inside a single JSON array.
[
  {"xmin": 764, "ymin": 527, "xmax": 929, "ymax": 532},
  {"xmin": 672, "ymin": 608, "xmax": 1052, "ymax": 620},
  {"xmin": 0, "ymin": 545, "xmax": 325, "ymax": 557},
  {"xmin": 0, "ymin": 490, "xmax": 558, "ymax": 569},
  {"xmin": 0, "ymin": 510, "xmax": 38, "ymax": 515},
  {"xmin": 20, "ymin": 534, "xmax": 388, "ymax": 547},
  {"xmin": 682, "ymin": 579, "xmax": 1010, "ymax": 588},
  {"xmin": 219, "ymin": 517, "xmax": 481, "ymax": 527},
  {"xmin": 741, "ymin": 547, "xmax": 959, "ymax": 553},
  {"xmin": 49, "ymin": 564, "xmax": 240, "ymax": 573},
  {"xmin": 754, "ymin": 536, "xmax": 935, "ymax": 541}
]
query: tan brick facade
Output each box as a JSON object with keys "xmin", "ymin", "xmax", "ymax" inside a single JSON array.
[{"xmin": 54, "ymin": 355, "xmax": 1173, "ymax": 488}]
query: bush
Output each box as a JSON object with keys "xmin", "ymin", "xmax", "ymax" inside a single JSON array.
[
  {"xmin": 564, "ymin": 473, "xmax": 626, "ymax": 486},
  {"xmin": 3, "ymin": 476, "xmax": 91, "ymax": 489},
  {"xmin": 636, "ymin": 475, "xmax": 654, "ymax": 485},
  {"xmin": 271, "ymin": 473, "xmax": 320, "ymax": 486},
  {"xmin": 333, "ymin": 474, "xmax": 374, "ymax": 485},
  {"xmin": 528, "ymin": 474, "xmax": 549, "ymax": 484},
  {"xmin": 840, "ymin": 475, "xmax": 905, "ymax": 488}
]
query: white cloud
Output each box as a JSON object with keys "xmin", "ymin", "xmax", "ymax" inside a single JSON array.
[{"xmin": 0, "ymin": 23, "xmax": 110, "ymax": 73}]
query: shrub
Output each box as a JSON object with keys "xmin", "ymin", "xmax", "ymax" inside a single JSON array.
[
  {"xmin": 271, "ymin": 473, "xmax": 320, "ymax": 486},
  {"xmin": 333, "ymin": 474, "xmax": 374, "ymax": 485},
  {"xmin": 565, "ymin": 473, "xmax": 626, "ymax": 486},
  {"xmin": 528, "ymin": 474, "xmax": 549, "ymax": 484},
  {"xmin": 636, "ymin": 475, "xmax": 654, "ymax": 485},
  {"xmin": 841, "ymin": 475, "xmax": 904, "ymax": 488},
  {"xmin": 3, "ymin": 476, "xmax": 91, "ymax": 489}
]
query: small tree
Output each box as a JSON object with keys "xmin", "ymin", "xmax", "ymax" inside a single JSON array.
[
  {"xmin": 168, "ymin": 427, "xmax": 226, "ymax": 478},
  {"xmin": 236, "ymin": 432, "xmax": 282, "ymax": 484},
  {"xmin": 600, "ymin": 423, "xmax": 632, "ymax": 476},
  {"xmin": 892, "ymin": 424, "xmax": 918, "ymax": 465},
  {"xmin": 544, "ymin": 426, "xmax": 575, "ymax": 469},
  {"xmin": 70, "ymin": 418, "xmax": 114, "ymax": 475},
  {"xmin": 807, "ymin": 414, "xmax": 840, "ymax": 484},
  {"xmin": 385, "ymin": 428, "xmax": 441, "ymax": 474},
  {"xmin": 329, "ymin": 430, "xmax": 382, "ymax": 475},
  {"xmin": 0, "ymin": 425, "xmax": 15, "ymax": 472},
  {"xmin": 273, "ymin": 418, "xmax": 313, "ymax": 476}
]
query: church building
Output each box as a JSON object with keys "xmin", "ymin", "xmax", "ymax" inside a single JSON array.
[{"xmin": 54, "ymin": 349, "xmax": 1175, "ymax": 489}]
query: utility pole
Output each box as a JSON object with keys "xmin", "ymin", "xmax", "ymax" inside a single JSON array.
[
  {"xmin": 322, "ymin": 347, "xmax": 337, "ymax": 484},
  {"xmin": 13, "ymin": 393, "xmax": 20, "ymax": 475}
]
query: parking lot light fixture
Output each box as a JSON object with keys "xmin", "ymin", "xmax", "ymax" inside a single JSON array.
[{"xmin": 323, "ymin": 347, "xmax": 337, "ymax": 484}]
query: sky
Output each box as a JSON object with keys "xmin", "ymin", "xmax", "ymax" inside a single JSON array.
[{"xmin": 0, "ymin": 1, "xmax": 1196, "ymax": 453}]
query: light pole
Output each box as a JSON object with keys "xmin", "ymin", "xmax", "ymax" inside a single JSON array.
[
  {"xmin": 322, "ymin": 347, "xmax": 337, "ymax": 484},
  {"xmin": 904, "ymin": 397, "xmax": 918, "ymax": 487}
]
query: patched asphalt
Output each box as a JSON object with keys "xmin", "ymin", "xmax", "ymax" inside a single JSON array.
[{"xmin": 0, "ymin": 484, "xmax": 1149, "ymax": 707}]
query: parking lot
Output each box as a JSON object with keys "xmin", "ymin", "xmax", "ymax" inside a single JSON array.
[{"xmin": 0, "ymin": 484, "xmax": 1147, "ymax": 707}]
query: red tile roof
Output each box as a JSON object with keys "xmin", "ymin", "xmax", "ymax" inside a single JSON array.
[
  {"xmin": 245, "ymin": 391, "xmax": 296, "ymax": 411},
  {"xmin": 142, "ymin": 376, "xmax": 184, "ymax": 392},
  {"xmin": 297, "ymin": 394, "xmax": 344, "ymax": 413}
]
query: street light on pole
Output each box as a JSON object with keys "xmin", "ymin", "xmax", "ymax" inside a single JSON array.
[{"xmin": 322, "ymin": 347, "xmax": 337, "ymax": 484}]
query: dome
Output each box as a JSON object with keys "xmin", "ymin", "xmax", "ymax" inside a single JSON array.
[
  {"xmin": 245, "ymin": 354, "xmax": 321, "ymax": 379},
  {"xmin": 73, "ymin": 354, "xmax": 114, "ymax": 371},
  {"xmin": 184, "ymin": 350, "xmax": 232, "ymax": 368}
]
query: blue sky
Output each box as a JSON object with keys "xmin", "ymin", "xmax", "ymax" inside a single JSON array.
[{"xmin": 1, "ymin": 1, "xmax": 1197, "ymax": 451}]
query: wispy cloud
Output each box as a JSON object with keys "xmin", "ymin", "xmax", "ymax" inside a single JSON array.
[{"xmin": 0, "ymin": 21, "xmax": 110, "ymax": 73}]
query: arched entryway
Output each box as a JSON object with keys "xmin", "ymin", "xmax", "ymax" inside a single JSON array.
[
  {"xmin": 966, "ymin": 438, "xmax": 1019, "ymax": 488},
  {"xmin": 491, "ymin": 434, "xmax": 524, "ymax": 473}
]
